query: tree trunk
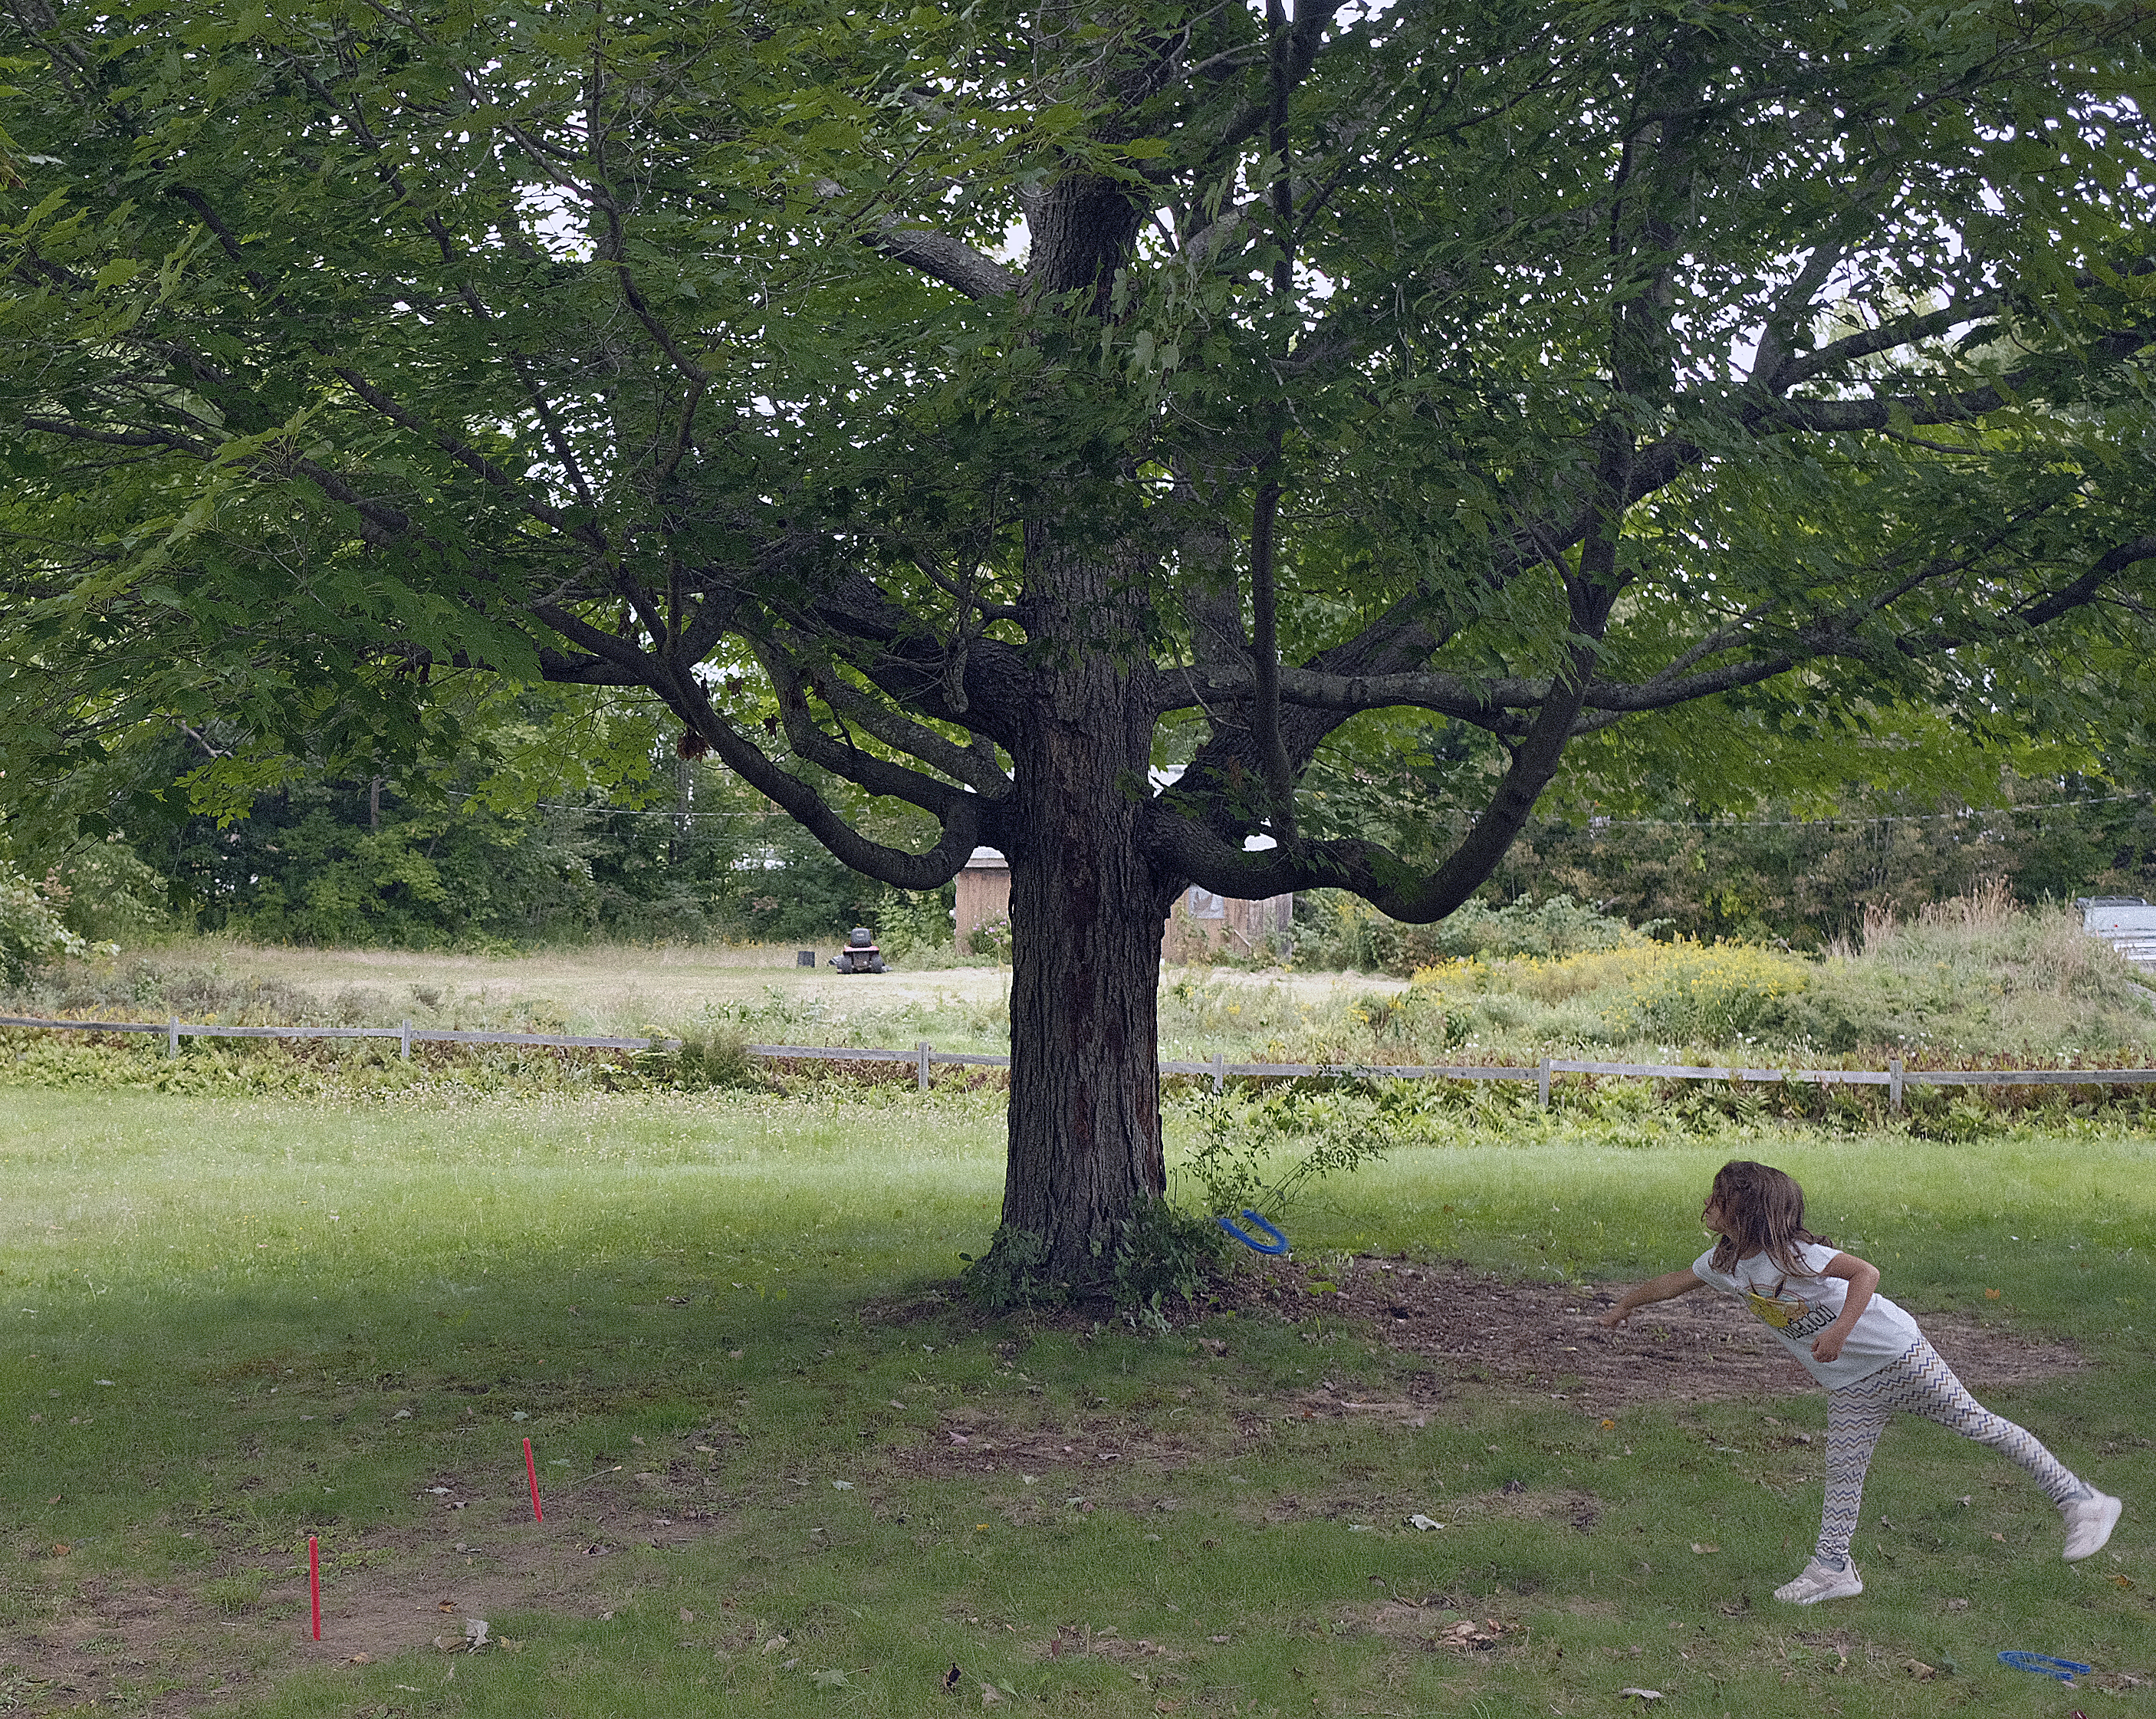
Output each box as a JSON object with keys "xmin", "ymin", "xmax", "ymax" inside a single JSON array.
[{"xmin": 988, "ymin": 534, "xmax": 1175, "ymax": 1293}]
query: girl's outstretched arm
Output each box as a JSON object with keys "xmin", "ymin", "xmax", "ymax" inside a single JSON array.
[{"xmin": 1599, "ymin": 1267, "xmax": 1709, "ymax": 1327}]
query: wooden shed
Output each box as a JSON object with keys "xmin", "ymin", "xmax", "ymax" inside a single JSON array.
[
  {"xmin": 1160, "ymin": 876, "xmax": 1295, "ymax": 964},
  {"xmin": 954, "ymin": 846, "xmax": 1012, "ymax": 955},
  {"xmin": 953, "ymin": 843, "xmax": 1292, "ymax": 963}
]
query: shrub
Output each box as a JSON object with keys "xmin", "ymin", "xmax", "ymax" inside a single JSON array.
[
  {"xmin": 1602, "ymin": 941, "xmax": 1813, "ymax": 1044},
  {"xmin": 1293, "ymin": 890, "xmax": 1637, "ymax": 975},
  {"xmin": 0, "ymin": 864, "xmax": 87, "ymax": 982},
  {"xmin": 41, "ymin": 840, "xmax": 175, "ymax": 943},
  {"xmin": 872, "ymin": 885, "xmax": 956, "ymax": 961},
  {"xmin": 631, "ymin": 1021, "xmax": 761, "ymax": 1090}
]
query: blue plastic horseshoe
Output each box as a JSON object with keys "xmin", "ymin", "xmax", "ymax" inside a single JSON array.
[
  {"xmin": 1998, "ymin": 1652, "xmax": 2091, "ymax": 1682},
  {"xmin": 1217, "ymin": 1210, "xmax": 1290, "ymax": 1255}
]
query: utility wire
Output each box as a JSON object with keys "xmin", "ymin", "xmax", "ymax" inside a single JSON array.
[
  {"xmin": 438, "ymin": 784, "xmax": 2152, "ymax": 833},
  {"xmin": 1577, "ymin": 790, "xmax": 2154, "ymax": 832}
]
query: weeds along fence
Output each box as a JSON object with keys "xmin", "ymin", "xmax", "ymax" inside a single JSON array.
[{"xmin": 5, "ymin": 1013, "xmax": 2155, "ymax": 1113}]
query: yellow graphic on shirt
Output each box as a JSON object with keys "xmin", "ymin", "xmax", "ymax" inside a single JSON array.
[{"xmin": 1746, "ymin": 1287, "xmax": 1810, "ymax": 1330}]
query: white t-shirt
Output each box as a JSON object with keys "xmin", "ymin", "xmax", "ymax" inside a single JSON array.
[{"xmin": 1691, "ymin": 1240, "xmax": 1925, "ymax": 1388}]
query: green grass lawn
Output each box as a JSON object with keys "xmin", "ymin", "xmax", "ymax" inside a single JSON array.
[{"xmin": 2, "ymin": 1083, "xmax": 2151, "ymax": 1717}]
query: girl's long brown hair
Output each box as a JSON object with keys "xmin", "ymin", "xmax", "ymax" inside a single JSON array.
[{"xmin": 1707, "ymin": 1160, "xmax": 1832, "ymax": 1277}]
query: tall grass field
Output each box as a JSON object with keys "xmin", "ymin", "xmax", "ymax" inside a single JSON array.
[{"xmin": 2, "ymin": 1067, "xmax": 2151, "ymax": 1716}]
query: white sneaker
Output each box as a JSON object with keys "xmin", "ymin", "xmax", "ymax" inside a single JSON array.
[
  {"xmin": 2062, "ymin": 1492, "xmax": 2122, "ymax": 1562},
  {"xmin": 1773, "ymin": 1557, "xmax": 1863, "ymax": 1605}
]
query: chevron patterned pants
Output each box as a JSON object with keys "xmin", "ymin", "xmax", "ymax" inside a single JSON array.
[{"xmin": 1816, "ymin": 1338, "xmax": 2085, "ymax": 1566}]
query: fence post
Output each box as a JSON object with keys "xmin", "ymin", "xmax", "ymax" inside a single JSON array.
[
  {"xmin": 1212, "ymin": 1050, "xmax": 1226, "ymax": 1096},
  {"xmin": 916, "ymin": 1040, "xmax": 931, "ymax": 1093},
  {"xmin": 401, "ymin": 1019, "xmax": 412, "ymax": 1061},
  {"xmin": 1888, "ymin": 1055, "xmax": 1903, "ymax": 1115},
  {"xmin": 166, "ymin": 1017, "xmax": 179, "ymax": 1060},
  {"xmin": 1537, "ymin": 1055, "xmax": 1552, "ymax": 1109}
]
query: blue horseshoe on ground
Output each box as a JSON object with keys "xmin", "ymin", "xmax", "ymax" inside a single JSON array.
[
  {"xmin": 1998, "ymin": 1652, "xmax": 2091, "ymax": 1682},
  {"xmin": 1217, "ymin": 1210, "xmax": 1290, "ymax": 1254}
]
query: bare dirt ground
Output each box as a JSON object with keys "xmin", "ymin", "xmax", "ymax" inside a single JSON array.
[
  {"xmin": 2, "ymin": 1257, "xmax": 2084, "ymax": 1716},
  {"xmin": 1218, "ymin": 1254, "xmax": 2085, "ymax": 1418}
]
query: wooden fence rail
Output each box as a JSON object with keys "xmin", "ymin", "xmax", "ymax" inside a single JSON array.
[{"xmin": 7, "ymin": 1014, "xmax": 2156, "ymax": 1112}]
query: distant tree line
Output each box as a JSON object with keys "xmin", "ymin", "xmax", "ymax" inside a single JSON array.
[
  {"xmin": 15, "ymin": 758, "xmax": 2148, "ymax": 961},
  {"xmin": 1481, "ymin": 777, "xmax": 2156, "ymax": 949}
]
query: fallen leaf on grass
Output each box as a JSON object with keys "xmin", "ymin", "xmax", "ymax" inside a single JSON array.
[
  {"xmin": 2108, "ymin": 1574, "xmax": 2135, "ymax": 1590},
  {"xmin": 1691, "ymin": 1542, "xmax": 1719, "ymax": 1554},
  {"xmin": 1905, "ymin": 1660, "xmax": 1936, "ymax": 1680}
]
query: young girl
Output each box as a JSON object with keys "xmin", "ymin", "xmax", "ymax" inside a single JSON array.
[{"xmin": 1600, "ymin": 1159, "xmax": 2122, "ymax": 1604}]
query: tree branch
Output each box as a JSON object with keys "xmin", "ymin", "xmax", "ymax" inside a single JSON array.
[
  {"xmin": 813, "ymin": 180, "xmax": 1018, "ymax": 301},
  {"xmin": 661, "ymin": 666, "xmax": 994, "ymax": 890},
  {"xmin": 755, "ymin": 643, "xmax": 978, "ymax": 819},
  {"xmin": 799, "ymin": 657, "xmax": 1014, "ymax": 799}
]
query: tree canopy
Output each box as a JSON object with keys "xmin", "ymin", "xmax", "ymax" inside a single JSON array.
[{"xmin": 6, "ymin": 0, "xmax": 2155, "ymax": 1285}]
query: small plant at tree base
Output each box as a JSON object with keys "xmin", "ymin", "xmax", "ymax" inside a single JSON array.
[
  {"xmin": 1108, "ymin": 1197, "xmax": 1229, "ymax": 1321},
  {"xmin": 959, "ymin": 1201, "xmax": 1228, "ymax": 1319},
  {"xmin": 958, "ymin": 1224, "xmax": 1065, "ymax": 1311},
  {"xmin": 1175, "ymin": 1083, "xmax": 1404, "ymax": 1223}
]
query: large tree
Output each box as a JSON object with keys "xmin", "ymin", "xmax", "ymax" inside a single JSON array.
[{"xmin": 5, "ymin": 0, "xmax": 2154, "ymax": 1286}]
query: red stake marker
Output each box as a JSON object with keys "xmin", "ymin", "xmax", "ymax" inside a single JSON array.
[
  {"xmin": 308, "ymin": 1535, "xmax": 320, "ymax": 1640},
  {"xmin": 524, "ymin": 1437, "xmax": 544, "ymax": 1521}
]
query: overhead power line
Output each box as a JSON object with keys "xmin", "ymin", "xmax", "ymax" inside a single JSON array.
[{"xmin": 1579, "ymin": 790, "xmax": 2154, "ymax": 833}]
